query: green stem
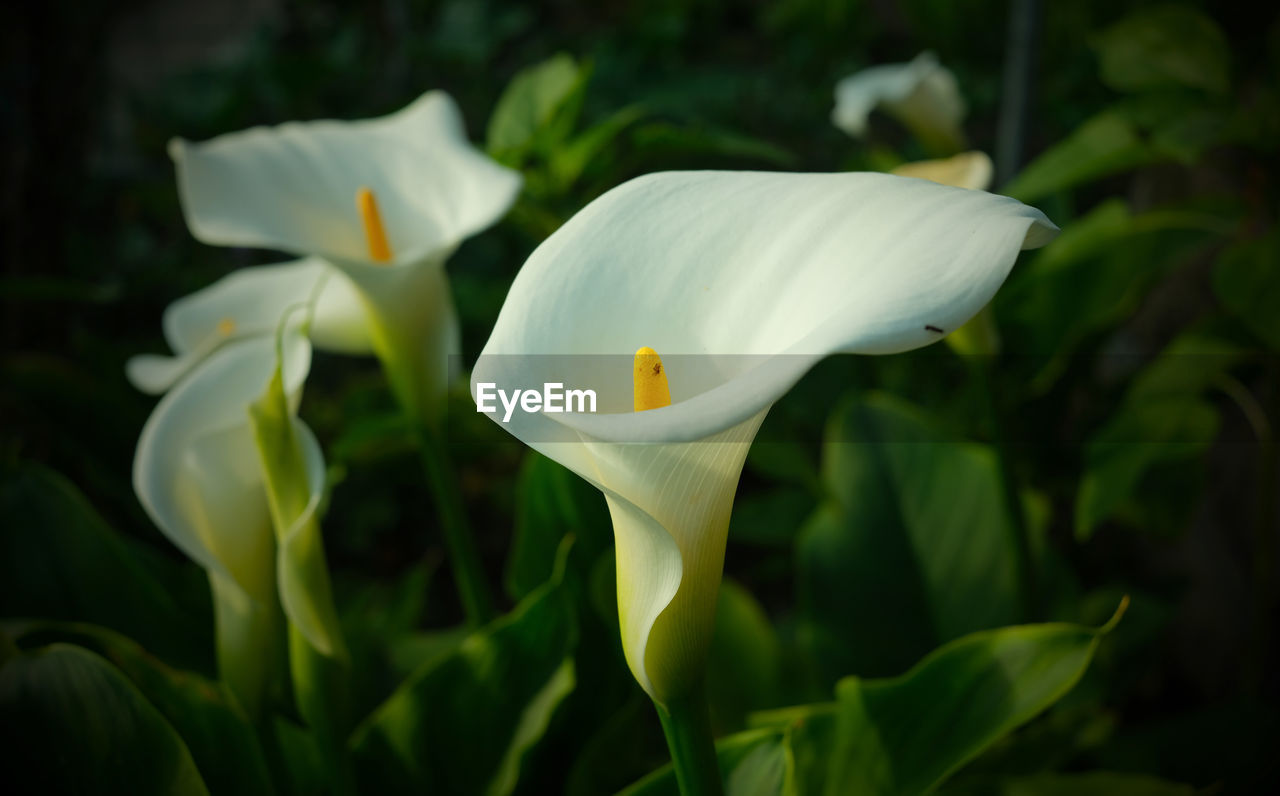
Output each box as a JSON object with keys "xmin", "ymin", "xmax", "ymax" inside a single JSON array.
[
  {"xmin": 290, "ymin": 627, "xmax": 356, "ymax": 796},
  {"xmin": 416, "ymin": 424, "xmax": 496, "ymax": 627},
  {"xmin": 973, "ymin": 357, "xmax": 1039, "ymax": 620},
  {"xmin": 654, "ymin": 681, "xmax": 724, "ymax": 796}
]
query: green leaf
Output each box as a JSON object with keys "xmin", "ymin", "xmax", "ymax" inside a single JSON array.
[
  {"xmin": 487, "ymin": 53, "xmax": 589, "ymax": 163},
  {"xmin": 1003, "ymin": 114, "xmax": 1156, "ymax": 203},
  {"xmin": 0, "ymin": 465, "xmax": 210, "ymax": 671},
  {"xmin": 707, "ymin": 578, "xmax": 782, "ymax": 732},
  {"xmin": 505, "ymin": 451, "xmax": 611, "ymax": 601},
  {"xmin": 549, "ymin": 104, "xmax": 647, "ymax": 189},
  {"xmin": 1094, "ymin": 5, "xmax": 1230, "ymax": 95},
  {"xmin": 1213, "ymin": 229, "xmax": 1280, "ymax": 349},
  {"xmin": 796, "ymin": 394, "xmax": 1021, "ymax": 682},
  {"xmin": 351, "ymin": 539, "xmax": 579, "ymax": 795},
  {"xmin": 6, "ymin": 622, "xmax": 274, "ymax": 796},
  {"xmin": 0, "ymin": 644, "xmax": 210, "ymax": 795},
  {"xmin": 1074, "ymin": 398, "xmax": 1219, "ymax": 541},
  {"xmin": 814, "ymin": 607, "xmax": 1124, "ymax": 795}
]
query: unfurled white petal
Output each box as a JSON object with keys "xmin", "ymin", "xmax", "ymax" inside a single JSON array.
[
  {"xmin": 472, "ymin": 169, "xmax": 1056, "ymax": 702},
  {"xmin": 892, "ymin": 150, "xmax": 994, "ymax": 191},
  {"xmin": 833, "ymin": 52, "xmax": 966, "ymax": 152},
  {"xmin": 134, "ymin": 331, "xmax": 312, "ymax": 600},
  {"xmin": 164, "ymin": 258, "xmax": 372, "ymax": 356},
  {"xmin": 127, "ymin": 259, "xmax": 369, "ymax": 395},
  {"xmin": 476, "ymin": 170, "xmax": 1054, "ymax": 444},
  {"xmin": 170, "ymin": 91, "xmax": 522, "ymax": 267}
]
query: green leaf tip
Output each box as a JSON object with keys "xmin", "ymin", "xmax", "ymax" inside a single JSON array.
[{"xmin": 1100, "ymin": 594, "xmax": 1130, "ymax": 636}]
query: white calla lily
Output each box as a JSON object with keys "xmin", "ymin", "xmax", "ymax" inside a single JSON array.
[
  {"xmin": 169, "ymin": 90, "xmax": 522, "ymax": 421},
  {"xmin": 127, "ymin": 258, "xmax": 372, "ymax": 395},
  {"xmin": 133, "ymin": 327, "xmax": 330, "ymax": 712},
  {"xmin": 472, "ymin": 170, "xmax": 1057, "ymax": 704},
  {"xmin": 833, "ymin": 51, "xmax": 967, "ymax": 154}
]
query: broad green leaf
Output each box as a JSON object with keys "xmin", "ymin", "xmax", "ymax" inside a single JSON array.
[
  {"xmin": 1094, "ymin": 6, "xmax": 1230, "ymax": 95},
  {"xmin": 817, "ymin": 607, "xmax": 1125, "ymax": 795},
  {"xmin": 487, "ymin": 53, "xmax": 588, "ymax": 163},
  {"xmin": 0, "ymin": 644, "xmax": 210, "ymax": 795},
  {"xmin": 0, "ymin": 465, "xmax": 210, "ymax": 671},
  {"xmin": 7, "ymin": 622, "xmax": 274, "ymax": 796},
  {"xmin": 1213, "ymin": 229, "xmax": 1280, "ymax": 349},
  {"xmin": 505, "ymin": 451, "xmax": 610, "ymax": 601},
  {"xmin": 797, "ymin": 393, "xmax": 1021, "ymax": 683},
  {"xmin": 351, "ymin": 540, "xmax": 579, "ymax": 796},
  {"xmin": 627, "ymin": 610, "xmax": 1122, "ymax": 795},
  {"xmin": 1075, "ymin": 398, "xmax": 1219, "ymax": 540},
  {"xmin": 1003, "ymin": 114, "xmax": 1156, "ymax": 203},
  {"xmin": 707, "ymin": 578, "xmax": 782, "ymax": 732}
]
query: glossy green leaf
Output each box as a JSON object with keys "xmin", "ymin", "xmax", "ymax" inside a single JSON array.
[
  {"xmin": 487, "ymin": 53, "xmax": 588, "ymax": 163},
  {"xmin": 629, "ymin": 609, "xmax": 1121, "ymax": 796},
  {"xmin": 812, "ymin": 608, "xmax": 1123, "ymax": 795},
  {"xmin": 0, "ymin": 465, "xmax": 210, "ymax": 671},
  {"xmin": 7, "ymin": 622, "xmax": 274, "ymax": 796},
  {"xmin": 0, "ymin": 644, "xmax": 210, "ymax": 795},
  {"xmin": 797, "ymin": 393, "xmax": 1021, "ymax": 683},
  {"xmin": 351, "ymin": 540, "xmax": 578, "ymax": 795},
  {"xmin": 1094, "ymin": 6, "xmax": 1230, "ymax": 95},
  {"xmin": 1213, "ymin": 229, "xmax": 1280, "ymax": 349},
  {"xmin": 1003, "ymin": 114, "xmax": 1155, "ymax": 203}
]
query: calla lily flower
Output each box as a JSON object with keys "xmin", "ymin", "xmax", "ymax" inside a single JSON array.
[
  {"xmin": 169, "ymin": 90, "xmax": 522, "ymax": 422},
  {"xmin": 133, "ymin": 326, "xmax": 341, "ymax": 713},
  {"xmin": 833, "ymin": 51, "xmax": 967, "ymax": 155},
  {"xmin": 126, "ymin": 257, "xmax": 372, "ymax": 395},
  {"xmin": 472, "ymin": 170, "xmax": 1057, "ymax": 705}
]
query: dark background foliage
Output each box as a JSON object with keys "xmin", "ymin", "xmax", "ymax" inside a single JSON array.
[{"xmin": 3, "ymin": 0, "xmax": 1278, "ymax": 793}]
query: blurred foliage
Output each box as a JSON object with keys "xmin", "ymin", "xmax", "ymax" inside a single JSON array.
[{"xmin": 3, "ymin": 0, "xmax": 1279, "ymax": 794}]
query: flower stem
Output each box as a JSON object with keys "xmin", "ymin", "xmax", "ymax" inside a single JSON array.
[
  {"xmin": 415, "ymin": 424, "xmax": 496, "ymax": 628},
  {"xmin": 654, "ymin": 681, "xmax": 724, "ymax": 796}
]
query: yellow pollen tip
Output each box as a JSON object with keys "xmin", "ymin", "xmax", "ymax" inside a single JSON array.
[
  {"xmin": 216, "ymin": 318, "xmax": 236, "ymax": 336},
  {"xmin": 356, "ymin": 186, "xmax": 393, "ymax": 263},
  {"xmin": 633, "ymin": 346, "xmax": 672, "ymax": 412}
]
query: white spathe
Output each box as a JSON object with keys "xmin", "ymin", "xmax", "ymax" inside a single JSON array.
[
  {"xmin": 133, "ymin": 329, "xmax": 323, "ymax": 709},
  {"xmin": 472, "ymin": 170, "xmax": 1057, "ymax": 704},
  {"xmin": 127, "ymin": 258, "xmax": 372, "ymax": 394},
  {"xmin": 169, "ymin": 90, "xmax": 522, "ymax": 421},
  {"xmin": 833, "ymin": 51, "xmax": 967, "ymax": 152}
]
